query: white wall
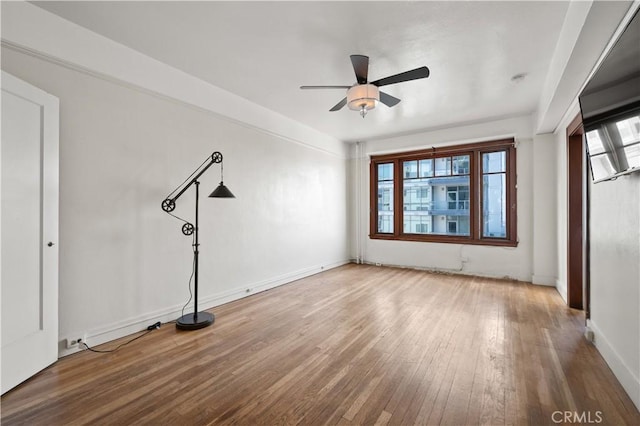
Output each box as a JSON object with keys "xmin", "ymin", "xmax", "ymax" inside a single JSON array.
[
  {"xmin": 1, "ymin": 1, "xmax": 349, "ymax": 356},
  {"xmin": 1, "ymin": 47, "xmax": 349, "ymax": 355},
  {"xmin": 588, "ymin": 171, "xmax": 640, "ymax": 409},
  {"xmin": 553, "ymin": 102, "xmax": 578, "ymax": 304},
  {"xmin": 532, "ymin": 133, "xmax": 558, "ymax": 285},
  {"xmin": 1, "ymin": 2, "xmax": 345, "ymax": 158},
  {"xmin": 349, "ymin": 115, "xmax": 558, "ymax": 283}
]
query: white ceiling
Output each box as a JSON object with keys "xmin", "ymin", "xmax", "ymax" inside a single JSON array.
[{"xmin": 33, "ymin": 1, "xmax": 571, "ymax": 142}]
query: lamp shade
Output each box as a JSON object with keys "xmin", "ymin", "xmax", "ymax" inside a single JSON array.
[
  {"xmin": 347, "ymin": 84, "xmax": 379, "ymax": 111},
  {"xmin": 209, "ymin": 182, "xmax": 235, "ymax": 198}
]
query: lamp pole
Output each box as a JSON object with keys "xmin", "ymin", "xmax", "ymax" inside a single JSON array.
[{"xmin": 174, "ymin": 177, "xmax": 214, "ymax": 330}]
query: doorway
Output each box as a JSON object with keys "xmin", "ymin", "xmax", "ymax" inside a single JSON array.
[{"xmin": 566, "ymin": 114, "xmax": 587, "ymax": 312}]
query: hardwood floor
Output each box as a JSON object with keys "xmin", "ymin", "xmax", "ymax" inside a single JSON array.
[{"xmin": 2, "ymin": 264, "xmax": 639, "ymax": 425}]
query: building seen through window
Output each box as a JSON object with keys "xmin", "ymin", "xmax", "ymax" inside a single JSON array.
[
  {"xmin": 400, "ymin": 155, "xmax": 471, "ymax": 236},
  {"xmin": 371, "ymin": 139, "xmax": 516, "ymax": 246}
]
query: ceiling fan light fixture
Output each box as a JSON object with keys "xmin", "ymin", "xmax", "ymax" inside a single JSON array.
[
  {"xmin": 300, "ymin": 55, "xmax": 430, "ymax": 115},
  {"xmin": 347, "ymin": 84, "xmax": 379, "ymax": 117}
]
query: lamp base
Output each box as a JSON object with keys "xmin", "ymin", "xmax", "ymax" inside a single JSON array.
[{"xmin": 175, "ymin": 312, "xmax": 214, "ymax": 330}]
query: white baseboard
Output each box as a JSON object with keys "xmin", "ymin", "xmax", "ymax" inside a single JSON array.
[
  {"xmin": 555, "ymin": 278, "xmax": 568, "ymax": 304},
  {"xmin": 58, "ymin": 259, "xmax": 350, "ymax": 358},
  {"xmin": 588, "ymin": 319, "xmax": 640, "ymax": 411},
  {"xmin": 532, "ymin": 274, "xmax": 556, "ymax": 286},
  {"xmin": 359, "ymin": 260, "xmax": 531, "ymax": 282},
  {"xmin": 198, "ymin": 259, "xmax": 350, "ymax": 308}
]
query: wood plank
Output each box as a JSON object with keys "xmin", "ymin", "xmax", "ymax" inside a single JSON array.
[{"xmin": 1, "ymin": 264, "xmax": 638, "ymax": 425}]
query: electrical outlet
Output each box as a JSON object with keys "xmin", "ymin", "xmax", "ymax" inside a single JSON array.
[
  {"xmin": 65, "ymin": 334, "xmax": 86, "ymax": 349},
  {"xmin": 584, "ymin": 328, "xmax": 594, "ymax": 343}
]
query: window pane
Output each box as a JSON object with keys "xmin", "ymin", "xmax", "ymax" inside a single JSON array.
[
  {"xmin": 459, "ymin": 187, "xmax": 469, "ymax": 201},
  {"xmin": 590, "ymin": 153, "xmax": 616, "ymax": 181},
  {"xmin": 378, "ymin": 213, "xmax": 393, "ymax": 233},
  {"xmin": 586, "ymin": 129, "xmax": 606, "ymax": 155},
  {"xmin": 459, "ymin": 216, "xmax": 470, "ymax": 235},
  {"xmin": 378, "ymin": 163, "xmax": 393, "ymax": 181},
  {"xmin": 419, "ymin": 159, "xmax": 434, "ymax": 177},
  {"xmin": 403, "ymin": 160, "xmax": 418, "ymax": 179},
  {"xmin": 434, "ymin": 157, "xmax": 451, "ymax": 176},
  {"xmin": 403, "ymin": 175, "xmax": 470, "ymax": 235},
  {"xmin": 403, "ymin": 175, "xmax": 432, "ymax": 234},
  {"xmin": 377, "ymin": 163, "xmax": 394, "ymax": 233},
  {"xmin": 616, "ymin": 115, "xmax": 640, "ymax": 146},
  {"xmin": 403, "ymin": 214, "xmax": 432, "ymax": 234},
  {"xmin": 624, "ymin": 144, "xmax": 640, "ymax": 169},
  {"xmin": 482, "ymin": 174, "xmax": 506, "ymax": 238},
  {"xmin": 403, "ymin": 182, "xmax": 432, "ymax": 210},
  {"xmin": 452, "ymin": 155, "xmax": 470, "ymax": 175},
  {"xmin": 483, "ymin": 151, "xmax": 506, "ymax": 173}
]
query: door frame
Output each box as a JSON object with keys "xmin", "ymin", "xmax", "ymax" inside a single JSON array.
[{"xmin": 566, "ymin": 113, "xmax": 587, "ymax": 312}]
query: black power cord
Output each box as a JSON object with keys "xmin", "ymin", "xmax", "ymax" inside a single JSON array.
[
  {"xmin": 181, "ymin": 241, "xmax": 197, "ymax": 319},
  {"xmin": 83, "ymin": 218, "xmax": 198, "ymax": 354},
  {"xmin": 83, "ymin": 232, "xmax": 198, "ymax": 354},
  {"xmin": 81, "ymin": 322, "xmax": 162, "ymax": 354}
]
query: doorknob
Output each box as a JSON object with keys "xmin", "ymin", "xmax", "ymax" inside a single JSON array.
[{"xmin": 47, "ymin": 242, "xmax": 55, "ymax": 247}]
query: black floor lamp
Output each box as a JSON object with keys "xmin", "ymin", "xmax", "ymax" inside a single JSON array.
[{"xmin": 161, "ymin": 151, "xmax": 235, "ymax": 330}]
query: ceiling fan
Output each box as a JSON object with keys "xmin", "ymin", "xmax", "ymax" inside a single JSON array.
[{"xmin": 300, "ymin": 55, "xmax": 430, "ymax": 118}]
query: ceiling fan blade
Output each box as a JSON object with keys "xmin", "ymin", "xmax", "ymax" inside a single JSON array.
[
  {"xmin": 300, "ymin": 85, "xmax": 351, "ymax": 89},
  {"xmin": 379, "ymin": 91, "xmax": 401, "ymax": 107},
  {"xmin": 330, "ymin": 97, "xmax": 347, "ymax": 111},
  {"xmin": 371, "ymin": 66, "xmax": 430, "ymax": 87},
  {"xmin": 350, "ymin": 55, "xmax": 369, "ymax": 84}
]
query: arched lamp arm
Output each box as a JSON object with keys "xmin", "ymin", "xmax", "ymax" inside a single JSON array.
[{"xmin": 161, "ymin": 151, "xmax": 223, "ymax": 212}]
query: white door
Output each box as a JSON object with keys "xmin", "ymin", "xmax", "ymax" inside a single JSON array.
[{"xmin": 1, "ymin": 71, "xmax": 59, "ymax": 394}]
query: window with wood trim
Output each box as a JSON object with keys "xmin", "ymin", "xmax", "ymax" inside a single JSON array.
[{"xmin": 370, "ymin": 139, "xmax": 517, "ymax": 246}]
